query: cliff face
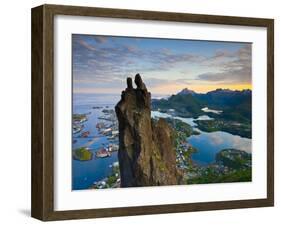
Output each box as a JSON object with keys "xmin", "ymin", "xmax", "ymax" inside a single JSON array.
[{"xmin": 115, "ymin": 74, "xmax": 181, "ymax": 187}]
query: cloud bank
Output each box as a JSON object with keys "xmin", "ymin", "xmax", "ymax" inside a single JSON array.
[{"xmin": 72, "ymin": 35, "xmax": 252, "ymax": 94}]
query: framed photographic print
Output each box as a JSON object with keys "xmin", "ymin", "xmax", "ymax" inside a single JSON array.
[{"xmin": 31, "ymin": 4, "xmax": 274, "ymax": 221}]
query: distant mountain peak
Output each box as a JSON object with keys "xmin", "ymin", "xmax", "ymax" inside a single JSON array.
[
  {"xmin": 207, "ymin": 88, "xmax": 252, "ymax": 95},
  {"xmin": 214, "ymin": 88, "xmax": 231, "ymax": 92},
  {"xmin": 178, "ymin": 88, "xmax": 196, "ymax": 95},
  {"xmin": 241, "ymin": 89, "xmax": 252, "ymax": 93}
]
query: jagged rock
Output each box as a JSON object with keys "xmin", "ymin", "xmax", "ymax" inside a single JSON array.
[
  {"xmin": 135, "ymin": 73, "xmax": 147, "ymax": 90},
  {"xmin": 115, "ymin": 74, "xmax": 182, "ymax": 187},
  {"xmin": 126, "ymin": 77, "xmax": 133, "ymax": 90}
]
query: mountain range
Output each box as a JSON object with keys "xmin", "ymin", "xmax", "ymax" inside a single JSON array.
[
  {"xmin": 177, "ymin": 88, "xmax": 196, "ymax": 96},
  {"xmin": 152, "ymin": 88, "xmax": 252, "ymax": 123}
]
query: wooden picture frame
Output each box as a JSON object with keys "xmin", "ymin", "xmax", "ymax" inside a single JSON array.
[{"xmin": 31, "ymin": 4, "xmax": 274, "ymax": 221}]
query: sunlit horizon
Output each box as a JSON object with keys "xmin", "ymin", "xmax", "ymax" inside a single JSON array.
[
  {"xmin": 73, "ymin": 84, "xmax": 252, "ymax": 95},
  {"xmin": 72, "ymin": 35, "xmax": 252, "ymax": 95}
]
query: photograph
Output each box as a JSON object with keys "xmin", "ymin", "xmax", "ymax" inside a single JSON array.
[
  {"xmin": 30, "ymin": 3, "xmax": 274, "ymax": 221},
  {"xmin": 71, "ymin": 34, "xmax": 252, "ymax": 190}
]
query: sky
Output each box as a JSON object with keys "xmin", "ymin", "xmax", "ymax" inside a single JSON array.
[{"xmin": 72, "ymin": 34, "xmax": 252, "ymax": 95}]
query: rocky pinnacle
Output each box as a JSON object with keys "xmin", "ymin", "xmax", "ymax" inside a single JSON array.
[{"xmin": 115, "ymin": 74, "xmax": 182, "ymax": 187}]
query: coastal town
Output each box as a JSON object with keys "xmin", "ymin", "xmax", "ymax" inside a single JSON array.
[
  {"xmin": 152, "ymin": 115, "xmax": 251, "ymax": 184},
  {"xmin": 73, "ymin": 101, "xmax": 252, "ymax": 189},
  {"xmin": 72, "ymin": 106, "xmax": 122, "ymax": 189},
  {"xmin": 73, "ymin": 108, "xmax": 119, "ymax": 159}
]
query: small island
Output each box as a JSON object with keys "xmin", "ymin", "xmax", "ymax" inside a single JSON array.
[
  {"xmin": 73, "ymin": 113, "xmax": 87, "ymax": 123},
  {"xmin": 73, "ymin": 147, "xmax": 93, "ymax": 161},
  {"xmin": 73, "ymin": 114, "xmax": 88, "ymax": 134}
]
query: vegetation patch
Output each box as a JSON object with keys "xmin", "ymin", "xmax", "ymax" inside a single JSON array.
[
  {"xmin": 73, "ymin": 147, "xmax": 93, "ymax": 161},
  {"xmin": 195, "ymin": 119, "xmax": 252, "ymax": 138}
]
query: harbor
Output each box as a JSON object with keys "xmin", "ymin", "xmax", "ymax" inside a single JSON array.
[
  {"xmin": 72, "ymin": 93, "xmax": 252, "ymax": 190},
  {"xmin": 72, "ymin": 93, "xmax": 121, "ymax": 190}
]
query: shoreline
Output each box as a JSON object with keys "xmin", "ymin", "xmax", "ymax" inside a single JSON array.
[{"xmin": 72, "ymin": 98, "xmax": 252, "ymax": 190}]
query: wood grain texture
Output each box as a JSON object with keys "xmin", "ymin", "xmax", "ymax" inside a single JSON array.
[
  {"xmin": 31, "ymin": 4, "xmax": 274, "ymax": 221},
  {"xmin": 266, "ymin": 19, "xmax": 274, "ymax": 206},
  {"xmin": 31, "ymin": 5, "xmax": 44, "ymax": 220},
  {"xmin": 31, "ymin": 5, "xmax": 55, "ymax": 220}
]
